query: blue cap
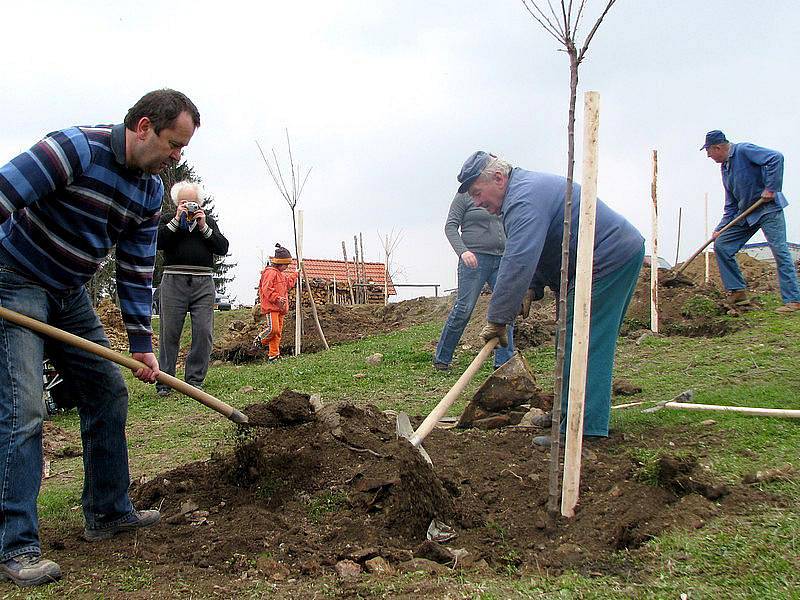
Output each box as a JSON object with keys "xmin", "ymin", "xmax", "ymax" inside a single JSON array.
[
  {"xmin": 700, "ymin": 130, "xmax": 728, "ymax": 150},
  {"xmin": 457, "ymin": 151, "xmax": 494, "ymax": 193}
]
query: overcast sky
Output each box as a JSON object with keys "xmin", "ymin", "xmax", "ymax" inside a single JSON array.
[{"xmin": 2, "ymin": 1, "xmax": 798, "ymax": 303}]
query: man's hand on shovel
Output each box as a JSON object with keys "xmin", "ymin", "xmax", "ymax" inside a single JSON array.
[
  {"xmin": 132, "ymin": 352, "xmax": 160, "ymax": 384},
  {"xmin": 480, "ymin": 322, "xmax": 508, "ymax": 347}
]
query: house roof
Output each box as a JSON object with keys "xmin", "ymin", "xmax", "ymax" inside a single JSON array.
[{"xmin": 292, "ymin": 259, "xmax": 396, "ymax": 295}]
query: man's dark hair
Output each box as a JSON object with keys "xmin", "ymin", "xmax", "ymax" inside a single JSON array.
[{"xmin": 124, "ymin": 89, "xmax": 201, "ymax": 133}]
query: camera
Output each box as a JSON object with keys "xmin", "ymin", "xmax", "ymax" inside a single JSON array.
[{"xmin": 185, "ymin": 201, "xmax": 200, "ymax": 218}]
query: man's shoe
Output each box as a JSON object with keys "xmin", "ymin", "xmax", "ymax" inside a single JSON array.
[
  {"xmin": 727, "ymin": 290, "xmax": 750, "ymax": 305},
  {"xmin": 156, "ymin": 388, "xmax": 171, "ymax": 398},
  {"xmin": 533, "ymin": 433, "xmax": 604, "ymax": 448},
  {"xmin": 0, "ymin": 554, "xmax": 61, "ymax": 587},
  {"xmin": 532, "ymin": 412, "xmax": 552, "ymax": 428},
  {"xmin": 433, "ymin": 362, "xmax": 451, "ymax": 372},
  {"xmin": 267, "ymin": 355, "xmax": 281, "ymax": 363},
  {"xmin": 83, "ymin": 509, "xmax": 161, "ymax": 542},
  {"xmin": 775, "ymin": 302, "xmax": 800, "ymax": 314}
]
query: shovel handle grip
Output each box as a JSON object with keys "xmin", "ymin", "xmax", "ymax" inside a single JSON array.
[
  {"xmin": 674, "ymin": 196, "xmax": 767, "ymax": 276},
  {"xmin": 0, "ymin": 305, "xmax": 247, "ymax": 424},
  {"xmin": 409, "ymin": 338, "xmax": 499, "ymax": 446}
]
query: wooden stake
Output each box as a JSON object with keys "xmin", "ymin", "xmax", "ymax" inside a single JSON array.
[
  {"xmin": 294, "ymin": 210, "xmax": 304, "ymax": 356},
  {"xmin": 353, "ymin": 236, "xmax": 360, "ymax": 303},
  {"xmin": 704, "ymin": 192, "xmax": 710, "ymax": 284},
  {"xmin": 342, "ymin": 241, "xmax": 355, "ymax": 304},
  {"xmin": 297, "ymin": 225, "xmax": 329, "ymax": 350},
  {"xmin": 384, "ymin": 234, "xmax": 389, "ymax": 305},
  {"xmin": 675, "ymin": 207, "xmax": 682, "ymax": 267},
  {"xmin": 561, "ymin": 91, "xmax": 600, "ymax": 518},
  {"xmin": 333, "ymin": 275, "xmax": 338, "ymax": 304},
  {"xmin": 650, "ymin": 150, "xmax": 659, "ymax": 334},
  {"xmin": 359, "ymin": 232, "xmax": 366, "ymax": 303}
]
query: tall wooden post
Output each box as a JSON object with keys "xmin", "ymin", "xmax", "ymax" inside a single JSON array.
[
  {"xmin": 353, "ymin": 236, "xmax": 360, "ymax": 304},
  {"xmin": 333, "ymin": 275, "xmax": 338, "ymax": 304},
  {"xmin": 651, "ymin": 150, "xmax": 659, "ymax": 334},
  {"xmin": 294, "ymin": 210, "xmax": 304, "ymax": 356},
  {"xmin": 359, "ymin": 232, "xmax": 366, "ymax": 303},
  {"xmin": 704, "ymin": 192, "xmax": 710, "ymax": 284},
  {"xmin": 384, "ymin": 234, "xmax": 389, "ymax": 305},
  {"xmin": 342, "ymin": 241, "xmax": 355, "ymax": 304},
  {"xmin": 675, "ymin": 207, "xmax": 682, "ymax": 267},
  {"xmin": 561, "ymin": 91, "xmax": 600, "ymax": 518}
]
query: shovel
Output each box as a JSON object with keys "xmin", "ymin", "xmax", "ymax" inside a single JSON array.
[
  {"xmin": 0, "ymin": 305, "xmax": 248, "ymax": 424},
  {"xmin": 663, "ymin": 196, "xmax": 768, "ymax": 287},
  {"xmin": 397, "ymin": 338, "xmax": 499, "ymax": 464}
]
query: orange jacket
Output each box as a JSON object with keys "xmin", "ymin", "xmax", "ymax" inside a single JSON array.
[{"xmin": 259, "ymin": 266, "xmax": 299, "ymax": 315}]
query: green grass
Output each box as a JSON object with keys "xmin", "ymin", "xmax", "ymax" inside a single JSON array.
[{"xmin": 22, "ymin": 296, "xmax": 800, "ymax": 598}]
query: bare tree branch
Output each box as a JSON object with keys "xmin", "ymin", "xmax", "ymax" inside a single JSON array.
[
  {"xmin": 578, "ymin": 0, "xmax": 616, "ymax": 62},
  {"xmin": 521, "ymin": 0, "xmax": 564, "ymax": 43}
]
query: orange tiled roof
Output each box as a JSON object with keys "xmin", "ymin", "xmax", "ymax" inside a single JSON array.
[{"xmin": 292, "ymin": 259, "xmax": 396, "ymax": 295}]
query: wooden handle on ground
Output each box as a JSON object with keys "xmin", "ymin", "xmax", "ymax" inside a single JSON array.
[
  {"xmin": 409, "ymin": 338, "xmax": 499, "ymax": 447},
  {"xmin": 674, "ymin": 197, "xmax": 768, "ymax": 276},
  {"xmin": 664, "ymin": 401, "xmax": 800, "ymax": 418},
  {"xmin": 0, "ymin": 306, "xmax": 248, "ymax": 424}
]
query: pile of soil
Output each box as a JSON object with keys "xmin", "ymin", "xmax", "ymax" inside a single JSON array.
[
  {"xmin": 95, "ymin": 298, "xmax": 130, "ymax": 353},
  {"xmin": 35, "ymin": 389, "xmax": 773, "ymax": 591}
]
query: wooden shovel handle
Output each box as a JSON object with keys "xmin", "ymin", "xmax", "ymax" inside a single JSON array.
[
  {"xmin": 409, "ymin": 338, "xmax": 499, "ymax": 446},
  {"xmin": 674, "ymin": 196, "xmax": 768, "ymax": 276},
  {"xmin": 0, "ymin": 305, "xmax": 248, "ymax": 424}
]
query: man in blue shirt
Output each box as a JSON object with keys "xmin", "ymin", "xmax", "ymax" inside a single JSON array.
[
  {"xmin": 457, "ymin": 151, "xmax": 644, "ymax": 447},
  {"xmin": 0, "ymin": 89, "xmax": 199, "ymax": 587},
  {"xmin": 702, "ymin": 130, "xmax": 800, "ymax": 312}
]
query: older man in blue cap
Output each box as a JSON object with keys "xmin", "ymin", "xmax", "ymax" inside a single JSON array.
[
  {"xmin": 456, "ymin": 151, "xmax": 644, "ymax": 446},
  {"xmin": 702, "ymin": 130, "xmax": 800, "ymax": 312}
]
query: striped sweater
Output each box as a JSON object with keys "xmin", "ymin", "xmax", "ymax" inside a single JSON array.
[{"xmin": 0, "ymin": 124, "xmax": 163, "ymax": 352}]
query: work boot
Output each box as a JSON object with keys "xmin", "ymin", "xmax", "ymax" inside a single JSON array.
[
  {"xmin": 83, "ymin": 509, "xmax": 161, "ymax": 542},
  {"xmin": 156, "ymin": 387, "xmax": 171, "ymax": 398},
  {"xmin": 267, "ymin": 355, "xmax": 281, "ymax": 363},
  {"xmin": 775, "ymin": 302, "xmax": 800, "ymax": 314},
  {"xmin": 531, "ymin": 412, "xmax": 552, "ymax": 428},
  {"xmin": 533, "ymin": 434, "xmax": 604, "ymax": 448},
  {"xmin": 432, "ymin": 362, "xmax": 450, "ymax": 372},
  {"xmin": 727, "ymin": 290, "xmax": 750, "ymax": 305},
  {"xmin": 0, "ymin": 554, "xmax": 61, "ymax": 587}
]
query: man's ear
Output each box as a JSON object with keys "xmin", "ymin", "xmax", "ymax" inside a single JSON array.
[{"xmin": 135, "ymin": 117, "xmax": 153, "ymax": 141}]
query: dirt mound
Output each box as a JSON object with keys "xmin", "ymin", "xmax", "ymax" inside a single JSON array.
[
  {"xmin": 60, "ymin": 390, "xmax": 761, "ymax": 586},
  {"xmin": 96, "ymin": 298, "xmax": 129, "ymax": 353},
  {"xmin": 213, "ymin": 296, "xmax": 454, "ymax": 363}
]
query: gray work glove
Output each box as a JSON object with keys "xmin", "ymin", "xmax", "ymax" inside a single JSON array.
[
  {"xmin": 479, "ymin": 322, "xmax": 508, "ymax": 347},
  {"xmin": 519, "ymin": 288, "xmax": 536, "ymax": 319}
]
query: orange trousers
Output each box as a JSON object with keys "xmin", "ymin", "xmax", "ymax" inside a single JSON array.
[{"xmin": 256, "ymin": 311, "xmax": 285, "ymax": 358}]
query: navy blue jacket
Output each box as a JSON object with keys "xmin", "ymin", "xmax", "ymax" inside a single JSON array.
[{"xmin": 717, "ymin": 142, "xmax": 788, "ymax": 231}]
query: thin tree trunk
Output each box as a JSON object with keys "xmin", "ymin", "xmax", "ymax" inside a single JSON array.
[{"xmin": 548, "ymin": 45, "xmax": 579, "ymax": 518}]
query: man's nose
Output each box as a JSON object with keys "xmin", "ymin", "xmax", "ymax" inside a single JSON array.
[{"xmin": 170, "ymin": 148, "xmax": 182, "ymax": 161}]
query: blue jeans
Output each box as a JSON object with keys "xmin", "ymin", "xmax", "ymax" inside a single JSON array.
[
  {"xmin": 0, "ymin": 260, "xmax": 134, "ymax": 561},
  {"xmin": 713, "ymin": 209, "xmax": 800, "ymax": 303},
  {"xmin": 434, "ymin": 253, "xmax": 515, "ymax": 368}
]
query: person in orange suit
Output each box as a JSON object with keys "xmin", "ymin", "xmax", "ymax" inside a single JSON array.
[{"xmin": 256, "ymin": 244, "xmax": 299, "ymax": 361}]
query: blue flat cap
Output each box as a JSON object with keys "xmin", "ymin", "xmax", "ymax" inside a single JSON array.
[
  {"xmin": 700, "ymin": 130, "xmax": 728, "ymax": 150},
  {"xmin": 457, "ymin": 150, "xmax": 494, "ymax": 193}
]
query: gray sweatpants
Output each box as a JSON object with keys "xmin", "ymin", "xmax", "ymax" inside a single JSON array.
[{"xmin": 157, "ymin": 273, "xmax": 215, "ymax": 390}]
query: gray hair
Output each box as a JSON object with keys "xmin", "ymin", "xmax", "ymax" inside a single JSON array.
[
  {"xmin": 477, "ymin": 156, "xmax": 513, "ymax": 182},
  {"xmin": 169, "ymin": 180, "xmax": 205, "ymax": 207}
]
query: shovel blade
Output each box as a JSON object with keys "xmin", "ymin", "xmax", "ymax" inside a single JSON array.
[
  {"xmin": 396, "ymin": 412, "xmax": 433, "ymax": 465},
  {"xmin": 396, "ymin": 412, "xmax": 414, "ymax": 439}
]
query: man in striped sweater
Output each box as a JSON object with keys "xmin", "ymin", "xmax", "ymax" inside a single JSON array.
[{"xmin": 0, "ymin": 89, "xmax": 200, "ymax": 587}]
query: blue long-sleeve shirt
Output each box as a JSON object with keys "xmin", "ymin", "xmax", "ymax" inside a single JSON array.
[
  {"xmin": 487, "ymin": 169, "xmax": 644, "ymax": 325},
  {"xmin": 717, "ymin": 142, "xmax": 788, "ymax": 231},
  {"xmin": 0, "ymin": 124, "xmax": 163, "ymax": 352}
]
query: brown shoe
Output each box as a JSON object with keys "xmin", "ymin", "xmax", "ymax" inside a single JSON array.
[
  {"xmin": 775, "ymin": 302, "xmax": 800, "ymax": 314},
  {"xmin": 727, "ymin": 290, "xmax": 750, "ymax": 305}
]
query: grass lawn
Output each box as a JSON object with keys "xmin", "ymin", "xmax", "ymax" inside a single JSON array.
[{"xmin": 12, "ymin": 293, "xmax": 800, "ymax": 598}]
